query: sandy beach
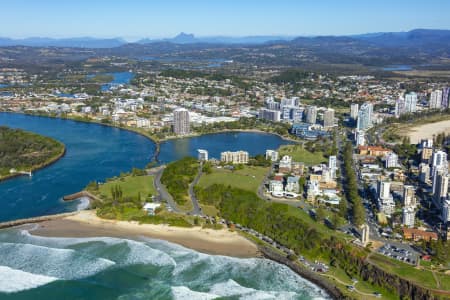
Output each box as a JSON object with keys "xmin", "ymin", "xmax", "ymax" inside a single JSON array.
[
  {"xmin": 31, "ymin": 210, "xmax": 259, "ymax": 258},
  {"xmin": 406, "ymin": 120, "xmax": 450, "ymax": 144}
]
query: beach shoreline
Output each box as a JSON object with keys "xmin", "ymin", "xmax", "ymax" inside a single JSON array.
[
  {"xmin": 405, "ymin": 119, "xmax": 450, "ymax": 144},
  {"xmin": 0, "ymin": 210, "xmax": 340, "ymax": 298},
  {"xmin": 29, "ymin": 210, "xmax": 259, "ymax": 258}
]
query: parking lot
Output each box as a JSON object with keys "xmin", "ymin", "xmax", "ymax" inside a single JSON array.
[{"xmin": 378, "ymin": 243, "xmax": 417, "ymax": 265}]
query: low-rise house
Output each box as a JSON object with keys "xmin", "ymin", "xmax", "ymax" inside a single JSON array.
[
  {"xmin": 402, "ymin": 228, "xmax": 438, "ymax": 242},
  {"xmin": 319, "ymin": 181, "xmax": 337, "ymax": 189},
  {"xmin": 310, "ymin": 174, "xmax": 322, "ymax": 182},
  {"xmin": 279, "ymin": 155, "xmax": 292, "ymax": 173},
  {"xmin": 143, "ymin": 203, "xmax": 161, "ymax": 216},
  {"xmin": 269, "ymin": 180, "xmax": 284, "ymax": 197},
  {"xmin": 358, "ymin": 145, "xmax": 391, "ymax": 157},
  {"xmin": 291, "ymin": 162, "xmax": 305, "ymax": 175},
  {"xmin": 285, "ymin": 176, "xmax": 300, "ymax": 193},
  {"xmin": 307, "ymin": 180, "xmax": 321, "ymax": 201}
]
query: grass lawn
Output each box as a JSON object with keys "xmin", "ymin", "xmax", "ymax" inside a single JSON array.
[
  {"xmin": 369, "ymin": 253, "xmax": 439, "ymax": 289},
  {"xmin": 326, "ymin": 267, "xmax": 398, "ymax": 300},
  {"xmin": 278, "ymin": 144, "xmax": 327, "ymax": 165},
  {"xmin": 200, "ymin": 204, "xmax": 219, "ymax": 216},
  {"xmin": 99, "ymin": 175, "xmax": 156, "ymax": 200},
  {"xmin": 420, "ymin": 260, "xmax": 433, "ymax": 268},
  {"xmin": 437, "ymin": 273, "xmax": 450, "ymax": 291},
  {"xmin": 197, "ymin": 165, "xmax": 269, "ymax": 193},
  {"xmin": 178, "ymin": 198, "xmax": 194, "ymax": 212}
]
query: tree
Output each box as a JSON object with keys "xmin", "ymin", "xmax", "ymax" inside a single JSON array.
[
  {"xmin": 202, "ymin": 162, "xmax": 212, "ymax": 174},
  {"xmin": 352, "ymin": 199, "xmax": 365, "ymax": 227},
  {"xmin": 298, "ymin": 176, "xmax": 306, "ymax": 194},
  {"xmin": 338, "ymin": 198, "xmax": 348, "ymax": 218},
  {"xmin": 316, "ymin": 207, "xmax": 326, "ymax": 223},
  {"xmin": 331, "ymin": 213, "xmax": 341, "ymax": 229}
]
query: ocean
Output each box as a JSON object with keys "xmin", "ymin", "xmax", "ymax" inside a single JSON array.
[{"xmin": 0, "ymin": 227, "xmax": 330, "ymax": 300}]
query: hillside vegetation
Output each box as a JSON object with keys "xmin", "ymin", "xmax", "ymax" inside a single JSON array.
[
  {"xmin": 161, "ymin": 157, "xmax": 198, "ymax": 205},
  {"xmin": 195, "ymin": 183, "xmax": 437, "ymax": 299}
]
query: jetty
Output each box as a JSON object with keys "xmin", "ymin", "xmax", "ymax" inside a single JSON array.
[
  {"xmin": 0, "ymin": 212, "xmax": 78, "ymax": 230},
  {"xmin": 9, "ymin": 169, "xmax": 32, "ymax": 177},
  {"xmin": 63, "ymin": 190, "xmax": 101, "ymax": 202},
  {"xmin": 17, "ymin": 170, "xmax": 32, "ymax": 177}
]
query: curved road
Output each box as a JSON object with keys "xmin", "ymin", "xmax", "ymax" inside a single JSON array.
[
  {"xmin": 152, "ymin": 166, "xmax": 182, "ymax": 213},
  {"xmin": 151, "ymin": 164, "xmax": 203, "ymax": 216},
  {"xmin": 188, "ymin": 163, "xmax": 203, "ymax": 215}
]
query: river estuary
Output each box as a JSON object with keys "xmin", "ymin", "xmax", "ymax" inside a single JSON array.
[{"xmin": 0, "ymin": 112, "xmax": 329, "ymax": 300}]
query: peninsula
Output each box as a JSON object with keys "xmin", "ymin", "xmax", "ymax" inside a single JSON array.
[{"xmin": 0, "ymin": 126, "xmax": 65, "ymax": 181}]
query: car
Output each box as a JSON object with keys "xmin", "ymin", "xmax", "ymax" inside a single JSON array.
[{"xmin": 373, "ymin": 292, "xmax": 382, "ymax": 298}]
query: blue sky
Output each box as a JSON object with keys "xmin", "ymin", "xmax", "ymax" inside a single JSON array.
[{"xmin": 1, "ymin": 0, "xmax": 449, "ymax": 40}]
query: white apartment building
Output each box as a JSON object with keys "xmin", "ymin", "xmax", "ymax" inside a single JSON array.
[
  {"xmin": 220, "ymin": 151, "xmax": 249, "ymax": 164},
  {"xmin": 430, "ymin": 90, "xmax": 443, "ymax": 109},
  {"xmin": 385, "ymin": 152, "xmax": 398, "ymax": 169},
  {"xmin": 323, "ymin": 108, "xmax": 335, "ymax": 128},
  {"xmin": 442, "ymin": 200, "xmax": 450, "ymax": 224},
  {"xmin": 173, "ymin": 108, "xmax": 190, "ymax": 135},
  {"xmin": 265, "ymin": 150, "xmax": 279, "ymax": 162},
  {"xmin": 197, "ymin": 149, "xmax": 209, "ymax": 161},
  {"xmin": 350, "ymin": 103, "xmax": 359, "ymax": 120},
  {"xmin": 378, "ymin": 181, "xmax": 395, "ymax": 216},
  {"xmin": 328, "ymin": 156, "xmax": 337, "ymax": 178},
  {"xmin": 402, "ymin": 207, "xmax": 415, "ymax": 228},
  {"xmin": 403, "ymin": 185, "xmax": 416, "ymax": 208}
]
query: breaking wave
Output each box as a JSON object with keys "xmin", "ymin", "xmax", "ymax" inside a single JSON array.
[{"xmin": 0, "ymin": 229, "xmax": 330, "ymax": 299}]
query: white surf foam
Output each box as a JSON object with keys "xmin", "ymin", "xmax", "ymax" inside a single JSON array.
[
  {"xmin": 116, "ymin": 239, "xmax": 177, "ymax": 267},
  {"xmin": 2, "ymin": 231, "xmax": 330, "ymax": 299},
  {"xmin": 171, "ymin": 286, "xmax": 219, "ymax": 300},
  {"xmin": 0, "ymin": 266, "xmax": 58, "ymax": 293},
  {"xmin": 209, "ymin": 279, "xmax": 298, "ymax": 300},
  {"xmin": 76, "ymin": 196, "xmax": 90, "ymax": 210},
  {"xmin": 0, "ymin": 242, "xmax": 115, "ymax": 280},
  {"xmin": 11, "ymin": 233, "xmax": 176, "ymax": 268}
]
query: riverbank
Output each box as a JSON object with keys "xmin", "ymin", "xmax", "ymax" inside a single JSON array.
[
  {"xmin": 160, "ymin": 129, "xmax": 300, "ymax": 144},
  {"xmin": 0, "ymin": 146, "xmax": 66, "ymax": 182},
  {"xmin": 30, "ymin": 210, "xmax": 259, "ymax": 258},
  {"xmin": 12, "ymin": 111, "xmax": 298, "ymax": 154}
]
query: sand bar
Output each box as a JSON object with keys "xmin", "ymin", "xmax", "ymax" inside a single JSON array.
[{"xmin": 31, "ymin": 210, "xmax": 259, "ymax": 258}]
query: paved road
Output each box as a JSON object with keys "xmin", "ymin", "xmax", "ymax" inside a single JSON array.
[
  {"xmin": 153, "ymin": 166, "xmax": 182, "ymax": 213},
  {"xmin": 320, "ymin": 274, "xmax": 379, "ymax": 298},
  {"xmin": 188, "ymin": 163, "xmax": 203, "ymax": 216},
  {"xmin": 257, "ymin": 163, "xmax": 274, "ymax": 201}
]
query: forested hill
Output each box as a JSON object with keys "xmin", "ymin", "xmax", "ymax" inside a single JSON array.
[{"xmin": 0, "ymin": 126, "xmax": 65, "ymax": 178}]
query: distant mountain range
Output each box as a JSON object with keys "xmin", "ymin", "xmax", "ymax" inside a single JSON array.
[
  {"xmin": 136, "ymin": 32, "xmax": 295, "ymax": 45},
  {"xmin": 0, "ymin": 29, "xmax": 449, "ymax": 71},
  {"xmin": 1, "ymin": 29, "xmax": 447, "ymax": 49},
  {"xmin": 0, "ymin": 33, "xmax": 294, "ymax": 48},
  {"xmin": 352, "ymin": 29, "xmax": 450, "ymax": 47}
]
